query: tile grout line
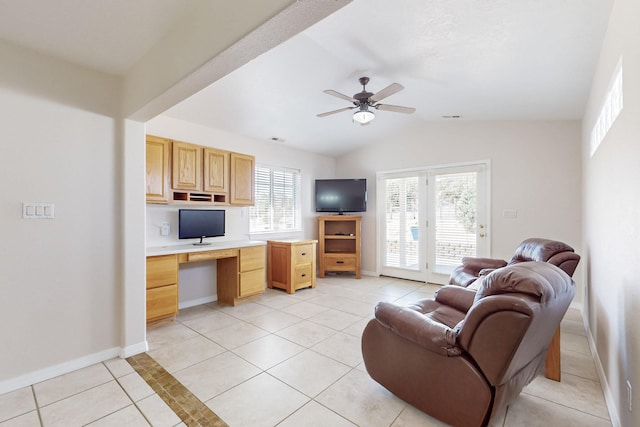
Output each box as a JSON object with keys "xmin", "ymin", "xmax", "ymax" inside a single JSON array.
[{"xmin": 126, "ymin": 352, "xmax": 228, "ymax": 427}]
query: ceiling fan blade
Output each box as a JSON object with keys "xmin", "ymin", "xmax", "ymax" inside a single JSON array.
[
  {"xmin": 369, "ymin": 83, "xmax": 404, "ymax": 102},
  {"xmin": 375, "ymin": 104, "xmax": 416, "ymax": 114},
  {"xmin": 323, "ymin": 89, "xmax": 357, "ymax": 103},
  {"xmin": 316, "ymin": 106, "xmax": 355, "ymax": 118}
]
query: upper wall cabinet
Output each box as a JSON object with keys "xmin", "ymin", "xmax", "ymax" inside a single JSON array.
[
  {"xmin": 204, "ymin": 148, "xmax": 230, "ymax": 194},
  {"xmin": 230, "ymin": 152, "xmax": 255, "ymax": 206},
  {"xmin": 172, "ymin": 141, "xmax": 202, "ymax": 191},
  {"xmin": 145, "ymin": 135, "xmax": 171, "ymax": 204},
  {"xmin": 146, "ymin": 135, "xmax": 254, "ymax": 206}
]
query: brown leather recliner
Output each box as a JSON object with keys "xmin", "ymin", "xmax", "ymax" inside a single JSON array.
[
  {"xmin": 449, "ymin": 237, "xmax": 580, "ymax": 287},
  {"xmin": 361, "ymin": 262, "xmax": 575, "ymax": 427}
]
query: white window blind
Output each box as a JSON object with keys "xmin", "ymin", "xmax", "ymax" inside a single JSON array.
[
  {"xmin": 384, "ymin": 176, "xmax": 420, "ymax": 270},
  {"xmin": 250, "ymin": 164, "xmax": 301, "ymax": 233},
  {"xmin": 434, "ymin": 171, "xmax": 477, "ymax": 271}
]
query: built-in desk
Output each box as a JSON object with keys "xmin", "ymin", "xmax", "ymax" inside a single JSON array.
[{"xmin": 146, "ymin": 241, "xmax": 266, "ymax": 324}]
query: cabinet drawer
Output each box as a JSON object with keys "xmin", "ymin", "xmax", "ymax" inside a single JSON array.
[
  {"xmin": 293, "ymin": 265, "xmax": 313, "ymax": 286},
  {"xmin": 323, "ymin": 254, "xmax": 356, "ymax": 271},
  {"xmin": 146, "ymin": 255, "xmax": 178, "ymax": 289},
  {"xmin": 146, "ymin": 285, "xmax": 178, "ymax": 322},
  {"xmin": 240, "ymin": 246, "xmax": 265, "ymax": 272},
  {"xmin": 239, "ymin": 268, "xmax": 265, "ymax": 297},
  {"xmin": 187, "ymin": 248, "xmax": 237, "ymax": 262},
  {"xmin": 293, "ymin": 244, "xmax": 314, "ymax": 265}
]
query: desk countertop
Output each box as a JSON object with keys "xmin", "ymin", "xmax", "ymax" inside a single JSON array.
[{"xmin": 147, "ymin": 240, "xmax": 266, "ymax": 257}]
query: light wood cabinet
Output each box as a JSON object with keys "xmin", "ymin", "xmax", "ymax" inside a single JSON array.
[
  {"xmin": 204, "ymin": 147, "xmax": 229, "ymax": 193},
  {"xmin": 268, "ymin": 240, "xmax": 317, "ymax": 294},
  {"xmin": 147, "ymin": 135, "xmax": 253, "ymax": 206},
  {"xmin": 318, "ymin": 216, "xmax": 361, "ymax": 279},
  {"xmin": 230, "ymin": 152, "xmax": 255, "ymax": 206},
  {"xmin": 146, "ymin": 255, "xmax": 178, "ymax": 323},
  {"xmin": 145, "ymin": 135, "xmax": 171, "ymax": 204},
  {"xmin": 172, "ymin": 141, "xmax": 202, "ymax": 191},
  {"xmin": 238, "ymin": 245, "xmax": 266, "ymax": 297}
]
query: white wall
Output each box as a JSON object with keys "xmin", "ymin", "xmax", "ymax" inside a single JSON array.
[
  {"xmin": 336, "ymin": 120, "xmax": 584, "ymax": 300},
  {"xmin": 581, "ymin": 0, "xmax": 640, "ymax": 425},
  {"xmin": 0, "ymin": 40, "xmax": 125, "ymax": 389},
  {"xmin": 0, "ymin": 0, "xmax": 347, "ymax": 395},
  {"xmin": 145, "ymin": 115, "xmax": 336, "ymax": 305}
]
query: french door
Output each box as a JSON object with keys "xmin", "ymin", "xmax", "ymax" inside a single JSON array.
[{"xmin": 377, "ymin": 163, "xmax": 489, "ymax": 284}]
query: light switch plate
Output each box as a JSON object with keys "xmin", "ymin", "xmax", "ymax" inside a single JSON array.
[
  {"xmin": 502, "ymin": 209, "xmax": 518, "ymax": 219},
  {"xmin": 23, "ymin": 203, "xmax": 55, "ymax": 219}
]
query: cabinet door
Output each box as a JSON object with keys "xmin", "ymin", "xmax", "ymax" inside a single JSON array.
[
  {"xmin": 145, "ymin": 136, "xmax": 170, "ymax": 203},
  {"xmin": 147, "ymin": 284, "xmax": 178, "ymax": 322},
  {"xmin": 146, "ymin": 255, "xmax": 178, "ymax": 289},
  {"xmin": 239, "ymin": 245, "xmax": 265, "ymax": 272},
  {"xmin": 239, "ymin": 269, "xmax": 265, "ymax": 297},
  {"xmin": 203, "ymin": 147, "xmax": 229, "ymax": 194},
  {"xmin": 172, "ymin": 141, "xmax": 202, "ymax": 190},
  {"xmin": 230, "ymin": 152, "xmax": 255, "ymax": 205}
]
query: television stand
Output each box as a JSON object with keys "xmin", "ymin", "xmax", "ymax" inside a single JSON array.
[{"xmin": 318, "ymin": 215, "xmax": 361, "ymax": 279}]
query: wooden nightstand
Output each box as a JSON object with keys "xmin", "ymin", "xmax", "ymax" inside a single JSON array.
[{"xmin": 267, "ymin": 239, "xmax": 317, "ymax": 294}]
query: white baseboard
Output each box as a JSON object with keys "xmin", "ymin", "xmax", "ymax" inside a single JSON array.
[
  {"xmin": 120, "ymin": 341, "xmax": 148, "ymax": 358},
  {"xmin": 0, "ymin": 347, "xmax": 120, "ymax": 395},
  {"xmin": 585, "ymin": 316, "xmax": 621, "ymax": 427},
  {"xmin": 179, "ymin": 295, "xmax": 217, "ymax": 310}
]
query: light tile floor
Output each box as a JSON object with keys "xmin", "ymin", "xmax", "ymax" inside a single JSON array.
[{"xmin": 0, "ymin": 275, "xmax": 612, "ymax": 427}]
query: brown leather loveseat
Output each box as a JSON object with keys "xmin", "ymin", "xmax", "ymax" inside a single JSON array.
[{"xmin": 361, "ymin": 261, "xmax": 575, "ymax": 427}]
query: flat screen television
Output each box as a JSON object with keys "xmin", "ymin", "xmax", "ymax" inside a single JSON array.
[
  {"xmin": 315, "ymin": 178, "xmax": 367, "ymax": 214},
  {"xmin": 178, "ymin": 209, "xmax": 225, "ymax": 245}
]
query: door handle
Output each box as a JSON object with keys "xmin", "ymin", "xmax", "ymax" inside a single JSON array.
[{"xmin": 479, "ymin": 233, "xmax": 486, "ymax": 238}]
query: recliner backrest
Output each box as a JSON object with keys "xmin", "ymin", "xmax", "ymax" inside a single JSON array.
[
  {"xmin": 508, "ymin": 237, "xmax": 580, "ymax": 277},
  {"xmin": 455, "ymin": 262, "xmax": 575, "ymax": 386}
]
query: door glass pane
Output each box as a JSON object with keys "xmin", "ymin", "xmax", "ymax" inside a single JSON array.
[
  {"xmin": 384, "ymin": 176, "xmax": 419, "ymax": 270},
  {"xmin": 434, "ymin": 172, "xmax": 477, "ymax": 273}
]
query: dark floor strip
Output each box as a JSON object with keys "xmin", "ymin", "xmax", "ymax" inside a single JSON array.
[{"xmin": 126, "ymin": 353, "xmax": 228, "ymax": 427}]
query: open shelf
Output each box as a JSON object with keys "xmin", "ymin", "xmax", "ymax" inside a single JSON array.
[{"xmin": 318, "ymin": 215, "xmax": 361, "ymax": 278}]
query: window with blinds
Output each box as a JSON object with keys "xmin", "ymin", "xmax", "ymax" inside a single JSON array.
[
  {"xmin": 249, "ymin": 164, "xmax": 301, "ymax": 233},
  {"xmin": 433, "ymin": 171, "xmax": 477, "ymax": 272},
  {"xmin": 384, "ymin": 176, "xmax": 420, "ymax": 270}
]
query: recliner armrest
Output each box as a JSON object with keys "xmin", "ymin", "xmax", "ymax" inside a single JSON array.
[
  {"xmin": 461, "ymin": 257, "xmax": 508, "ymax": 274},
  {"xmin": 435, "ymin": 286, "xmax": 477, "ymax": 313},
  {"xmin": 374, "ymin": 302, "xmax": 461, "ymax": 356}
]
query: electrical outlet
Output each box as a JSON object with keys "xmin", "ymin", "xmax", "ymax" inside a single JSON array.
[
  {"xmin": 160, "ymin": 222, "xmax": 170, "ymax": 236},
  {"xmin": 627, "ymin": 380, "xmax": 633, "ymax": 412}
]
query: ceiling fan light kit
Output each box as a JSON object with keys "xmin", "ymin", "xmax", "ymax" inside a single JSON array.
[
  {"xmin": 353, "ymin": 107, "xmax": 375, "ymax": 124},
  {"xmin": 318, "ymin": 76, "xmax": 415, "ymax": 124}
]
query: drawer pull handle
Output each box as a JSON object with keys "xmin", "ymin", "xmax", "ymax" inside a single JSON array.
[
  {"xmin": 301, "ymin": 273, "xmax": 306, "ymax": 277},
  {"xmin": 336, "ymin": 261, "xmax": 344, "ymax": 264},
  {"xmin": 301, "ymin": 252, "xmax": 306, "ymax": 256}
]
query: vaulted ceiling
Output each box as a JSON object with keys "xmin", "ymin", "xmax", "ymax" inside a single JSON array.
[{"xmin": 0, "ymin": 0, "xmax": 612, "ymax": 156}]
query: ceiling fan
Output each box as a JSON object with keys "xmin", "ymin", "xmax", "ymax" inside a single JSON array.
[{"xmin": 317, "ymin": 76, "xmax": 416, "ymax": 125}]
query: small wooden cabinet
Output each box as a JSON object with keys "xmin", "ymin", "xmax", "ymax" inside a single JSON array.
[
  {"xmin": 146, "ymin": 255, "xmax": 178, "ymax": 323},
  {"xmin": 230, "ymin": 152, "xmax": 255, "ymax": 206},
  {"xmin": 267, "ymin": 240, "xmax": 317, "ymax": 294},
  {"xmin": 145, "ymin": 135, "xmax": 171, "ymax": 204},
  {"xmin": 318, "ymin": 216, "xmax": 361, "ymax": 279}
]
